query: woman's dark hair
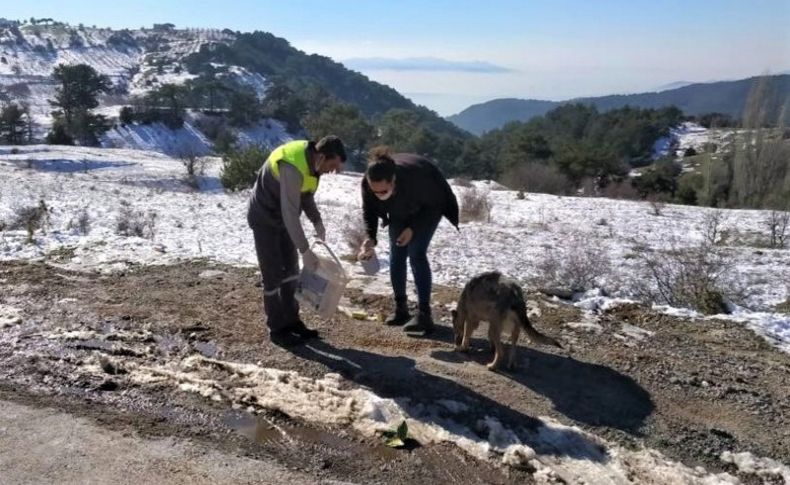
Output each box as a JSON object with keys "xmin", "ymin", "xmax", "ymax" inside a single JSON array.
[
  {"xmin": 315, "ymin": 135, "xmax": 347, "ymax": 162},
  {"xmin": 366, "ymin": 145, "xmax": 396, "ymax": 182}
]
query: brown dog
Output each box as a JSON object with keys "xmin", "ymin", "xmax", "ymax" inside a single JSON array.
[{"xmin": 452, "ymin": 272, "xmax": 562, "ymax": 370}]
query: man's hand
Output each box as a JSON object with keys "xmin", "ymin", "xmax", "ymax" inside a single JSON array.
[
  {"xmin": 357, "ymin": 238, "xmax": 376, "ymax": 261},
  {"xmin": 396, "ymin": 228, "xmax": 413, "ymax": 247},
  {"xmin": 314, "ymin": 222, "xmax": 326, "ymax": 241},
  {"xmin": 301, "ymin": 248, "xmax": 320, "ymax": 272}
]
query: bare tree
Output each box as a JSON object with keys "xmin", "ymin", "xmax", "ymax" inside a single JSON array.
[
  {"xmin": 766, "ymin": 209, "xmax": 789, "ymax": 248},
  {"xmin": 701, "ymin": 210, "xmax": 726, "ymax": 246}
]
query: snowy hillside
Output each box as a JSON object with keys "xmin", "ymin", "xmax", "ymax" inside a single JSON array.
[{"xmin": 0, "ymin": 21, "xmax": 282, "ymax": 154}]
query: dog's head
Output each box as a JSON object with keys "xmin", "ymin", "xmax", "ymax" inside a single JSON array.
[{"xmin": 451, "ymin": 308, "xmax": 462, "ymax": 346}]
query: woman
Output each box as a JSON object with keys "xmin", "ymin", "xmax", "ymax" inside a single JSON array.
[{"xmin": 358, "ymin": 146, "xmax": 459, "ymax": 335}]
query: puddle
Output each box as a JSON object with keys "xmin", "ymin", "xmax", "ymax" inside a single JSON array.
[
  {"xmin": 222, "ymin": 410, "xmax": 398, "ymax": 461},
  {"xmin": 155, "ymin": 334, "xmax": 187, "ymax": 356},
  {"xmin": 193, "ymin": 340, "xmax": 219, "ymax": 358}
]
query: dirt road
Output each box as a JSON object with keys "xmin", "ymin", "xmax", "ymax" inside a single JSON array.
[{"xmin": 1, "ymin": 260, "xmax": 788, "ymax": 484}]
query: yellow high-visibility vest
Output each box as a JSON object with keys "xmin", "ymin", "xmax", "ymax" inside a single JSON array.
[{"xmin": 268, "ymin": 140, "xmax": 319, "ymax": 193}]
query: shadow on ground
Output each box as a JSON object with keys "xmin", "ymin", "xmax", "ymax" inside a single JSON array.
[
  {"xmin": 429, "ymin": 334, "xmax": 654, "ymax": 434},
  {"xmin": 293, "ymin": 339, "xmax": 622, "ymax": 463}
]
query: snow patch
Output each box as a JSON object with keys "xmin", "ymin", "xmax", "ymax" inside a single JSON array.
[
  {"xmin": 720, "ymin": 451, "xmax": 790, "ymax": 483},
  {"xmin": 0, "ymin": 304, "xmax": 22, "ymax": 328},
  {"xmin": 118, "ymin": 352, "xmax": 745, "ymax": 483}
]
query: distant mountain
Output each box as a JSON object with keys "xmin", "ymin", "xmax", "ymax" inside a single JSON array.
[
  {"xmin": 653, "ymin": 81, "xmax": 695, "ymax": 91},
  {"xmin": 448, "ymin": 75, "xmax": 790, "ymax": 135}
]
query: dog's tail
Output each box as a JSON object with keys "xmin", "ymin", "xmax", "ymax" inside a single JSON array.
[{"xmin": 511, "ymin": 288, "xmax": 563, "ymax": 349}]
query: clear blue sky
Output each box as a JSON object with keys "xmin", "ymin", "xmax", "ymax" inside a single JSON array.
[{"xmin": 4, "ymin": 0, "xmax": 789, "ymax": 114}]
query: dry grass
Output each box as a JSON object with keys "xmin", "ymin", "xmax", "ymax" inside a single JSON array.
[{"xmin": 460, "ymin": 187, "xmax": 492, "ymax": 223}]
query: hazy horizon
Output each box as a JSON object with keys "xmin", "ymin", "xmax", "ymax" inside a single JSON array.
[{"xmin": 3, "ymin": 0, "xmax": 789, "ymax": 115}]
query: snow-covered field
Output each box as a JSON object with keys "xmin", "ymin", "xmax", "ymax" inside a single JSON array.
[{"xmin": 1, "ymin": 144, "xmax": 788, "ymax": 352}]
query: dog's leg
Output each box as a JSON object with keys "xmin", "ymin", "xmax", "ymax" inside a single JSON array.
[
  {"xmin": 508, "ymin": 321, "xmax": 520, "ymax": 370},
  {"xmin": 487, "ymin": 320, "xmax": 504, "ymax": 371},
  {"xmin": 458, "ymin": 319, "xmax": 476, "ymax": 352}
]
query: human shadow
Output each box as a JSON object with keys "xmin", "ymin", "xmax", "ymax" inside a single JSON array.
[
  {"xmin": 431, "ymin": 337, "xmax": 654, "ymax": 434},
  {"xmin": 291, "ymin": 339, "xmax": 612, "ymax": 463}
]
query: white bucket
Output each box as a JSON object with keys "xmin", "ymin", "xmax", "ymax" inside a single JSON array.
[
  {"xmin": 296, "ymin": 241, "xmax": 349, "ymax": 319},
  {"xmin": 360, "ymin": 250, "xmax": 380, "ymax": 275}
]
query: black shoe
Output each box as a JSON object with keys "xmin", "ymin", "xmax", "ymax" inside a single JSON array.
[
  {"xmin": 269, "ymin": 329, "xmax": 303, "ymax": 347},
  {"xmin": 404, "ymin": 312, "xmax": 434, "ymax": 335},
  {"xmin": 385, "ymin": 308, "xmax": 411, "ymax": 326},
  {"xmin": 289, "ymin": 320, "xmax": 319, "ymax": 340}
]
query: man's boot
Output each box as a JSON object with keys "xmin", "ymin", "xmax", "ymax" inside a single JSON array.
[
  {"xmin": 404, "ymin": 308, "xmax": 434, "ymax": 335},
  {"xmin": 264, "ymin": 291, "xmax": 302, "ymax": 347},
  {"xmin": 385, "ymin": 297, "xmax": 411, "ymax": 326},
  {"xmin": 281, "ymin": 280, "xmax": 319, "ymax": 340}
]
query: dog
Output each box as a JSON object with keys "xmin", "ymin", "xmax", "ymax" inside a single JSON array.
[{"xmin": 451, "ymin": 272, "xmax": 562, "ymax": 370}]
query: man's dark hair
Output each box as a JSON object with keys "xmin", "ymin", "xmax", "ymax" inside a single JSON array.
[
  {"xmin": 366, "ymin": 145, "xmax": 396, "ymax": 182},
  {"xmin": 315, "ymin": 135, "xmax": 347, "ymax": 162}
]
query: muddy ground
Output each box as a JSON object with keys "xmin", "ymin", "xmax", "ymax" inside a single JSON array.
[{"xmin": 1, "ymin": 260, "xmax": 789, "ymax": 484}]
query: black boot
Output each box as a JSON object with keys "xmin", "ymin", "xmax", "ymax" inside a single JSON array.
[
  {"xmin": 404, "ymin": 309, "xmax": 434, "ymax": 335},
  {"xmin": 269, "ymin": 328, "xmax": 303, "ymax": 347},
  {"xmin": 385, "ymin": 298, "xmax": 411, "ymax": 326},
  {"xmin": 290, "ymin": 319, "xmax": 319, "ymax": 340}
]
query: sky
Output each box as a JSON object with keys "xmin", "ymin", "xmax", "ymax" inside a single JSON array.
[{"xmin": 3, "ymin": 0, "xmax": 789, "ymax": 115}]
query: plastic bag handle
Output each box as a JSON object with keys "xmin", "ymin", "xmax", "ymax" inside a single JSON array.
[{"xmin": 310, "ymin": 240, "xmax": 348, "ymax": 280}]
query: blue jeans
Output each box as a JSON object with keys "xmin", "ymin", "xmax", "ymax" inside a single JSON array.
[{"xmin": 388, "ymin": 217, "xmax": 441, "ymax": 313}]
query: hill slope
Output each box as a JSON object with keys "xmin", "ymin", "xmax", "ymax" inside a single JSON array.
[{"xmin": 449, "ymin": 75, "xmax": 790, "ymax": 135}]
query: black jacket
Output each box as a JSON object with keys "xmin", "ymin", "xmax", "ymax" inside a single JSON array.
[{"xmin": 362, "ymin": 153, "xmax": 459, "ymax": 243}]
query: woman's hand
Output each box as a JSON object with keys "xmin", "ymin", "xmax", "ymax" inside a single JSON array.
[{"xmin": 396, "ymin": 228, "xmax": 413, "ymax": 247}]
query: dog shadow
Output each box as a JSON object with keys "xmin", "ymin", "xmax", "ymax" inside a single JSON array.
[
  {"xmin": 292, "ymin": 339, "xmax": 613, "ymax": 463},
  {"xmin": 431, "ymin": 337, "xmax": 654, "ymax": 434}
]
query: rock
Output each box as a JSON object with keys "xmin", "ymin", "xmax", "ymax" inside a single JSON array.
[
  {"xmin": 98, "ymin": 379, "xmax": 119, "ymax": 391},
  {"xmin": 199, "ymin": 270, "xmax": 227, "ymax": 280},
  {"xmin": 99, "ymin": 356, "xmax": 121, "ymax": 375}
]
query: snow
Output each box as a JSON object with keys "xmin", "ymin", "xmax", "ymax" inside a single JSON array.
[
  {"xmin": 0, "ymin": 304, "xmax": 23, "ymax": 328},
  {"xmin": 115, "ymin": 349, "xmax": 743, "ymax": 483},
  {"xmin": 101, "ymin": 120, "xmax": 213, "ymax": 156},
  {"xmin": 720, "ymin": 451, "xmax": 790, "ymax": 483},
  {"xmin": 652, "ymin": 122, "xmax": 711, "ymax": 159}
]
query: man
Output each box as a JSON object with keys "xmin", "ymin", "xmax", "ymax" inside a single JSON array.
[
  {"xmin": 358, "ymin": 146, "xmax": 459, "ymax": 335},
  {"xmin": 248, "ymin": 136, "xmax": 346, "ymax": 347}
]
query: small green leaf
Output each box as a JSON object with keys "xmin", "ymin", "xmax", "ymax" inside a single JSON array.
[
  {"xmin": 396, "ymin": 420, "xmax": 408, "ymax": 441},
  {"xmin": 385, "ymin": 437, "xmax": 405, "ymax": 448}
]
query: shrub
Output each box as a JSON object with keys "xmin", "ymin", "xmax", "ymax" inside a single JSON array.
[
  {"xmin": 67, "ymin": 208, "xmax": 91, "ymax": 235},
  {"xmin": 119, "ymin": 106, "xmax": 134, "ymax": 125},
  {"xmin": 452, "ymin": 177, "xmax": 473, "ymax": 188},
  {"xmin": 178, "ymin": 150, "xmax": 207, "ymax": 190},
  {"xmin": 460, "ymin": 187, "xmax": 492, "ymax": 223},
  {"xmin": 45, "ymin": 122, "xmax": 74, "ymax": 145},
  {"xmin": 116, "ymin": 202, "xmax": 156, "ymax": 239},
  {"xmin": 766, "ymin": 209, "xmax": 789, "ymax": 249},
  {"xmin": 632, "ymin": 233, "xmax": 743, "ymax": 314},
  {"xmin": 8, "ymin": 200, "xmax": 50, "ymax": 243},
  {"xmin": 537, "ymin": 234, "xmax": 611, "ymax": 292},
  {"xmin": 647, "ymin": 195, "xmax": 667, "ymax": 216},
  {"xmin": 501, "ymin": 162, "xmax": 572, "ymax": 195},
  {"xmin": 220, "ymin": 146, "xmax": 270, "ymax": 191},
  {"xmin": 600, "ymin": 180, "xmax": 640, "ymax": 200},
  {"xmin": 701, "ymin": 210, "xmax": 726, "ymax": 246}
]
